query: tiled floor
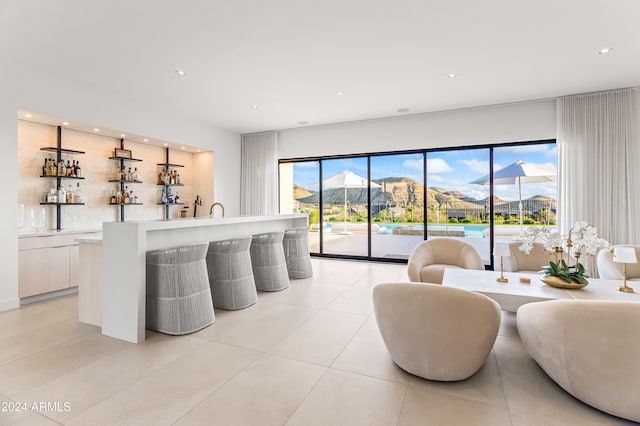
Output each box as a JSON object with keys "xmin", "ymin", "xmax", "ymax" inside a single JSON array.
[{"xmin": 0, "ymin": 258, "xmax": 634, "ymax": 425}]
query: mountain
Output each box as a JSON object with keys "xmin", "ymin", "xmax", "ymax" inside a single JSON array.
[
  {"xmin": 293, "ymin": 184, "xmax": 313, "ymax": 200},
  {"xmin": 295, "ymin": 178, "xmax": 555, "ymax": 212}
]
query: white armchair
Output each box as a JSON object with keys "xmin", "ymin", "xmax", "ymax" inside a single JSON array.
[
  {"xmin": 597, "ymin": 245, "xmax": 640, "ymax": 280},
  {"xmin": 407, "ymin": 238, "xmax": 484, "ymax": 284}
]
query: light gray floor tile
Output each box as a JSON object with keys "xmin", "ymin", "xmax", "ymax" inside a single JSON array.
[
  {"xmin": 286, "ymin": 369, "xmax": 406, "ymax": 426},
  {"xmin": 269, "ymin": 309, "xmax": 367, "ymax": 366},
  {"xmin": 175, "ymin": 354, "xmax": 326, "ymax": 426}
]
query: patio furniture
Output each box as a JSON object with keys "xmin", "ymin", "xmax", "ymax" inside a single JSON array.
[
  {"xmin": 373, "ymin": 282, "xmax": 501, "ymax": 381},
  {"xmin": 517, "ymin": 300, "xmax": 640, "ymax": 422},
  {"xmin": 250, "ymin": 231, "xmax": 290, "ymax": 291},
  {"xmin": 206, "ymin": 236, "xmax": 258, "ymax": 310},
  {"xmin": 146, "ymin": 243, "xmax": 215, "ymax": 335},
  {"xmin": 407, "ymin": 238, "xmax": 484, "ymax": 284},
  {"xmin": 283, "ymin": 227, "xmax": 313, "ymax": 279}
]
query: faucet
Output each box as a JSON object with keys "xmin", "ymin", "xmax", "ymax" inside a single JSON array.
[{"xmin": 209, "ymin": 202, "xmax": 225, "ymax": 218}]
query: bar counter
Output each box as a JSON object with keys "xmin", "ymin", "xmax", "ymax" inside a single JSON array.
[{"xmin": 102, "ymin": 214, "xmax": 308, "ymax": 343}]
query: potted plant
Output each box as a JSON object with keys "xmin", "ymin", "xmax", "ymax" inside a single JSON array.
[{"xmin": 519, "ymin": 221, "xmax": 610, "ymax": 288}]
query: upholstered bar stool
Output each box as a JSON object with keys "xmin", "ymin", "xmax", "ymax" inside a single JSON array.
[
  {"xmin": 145, "ymin": 242, "xmax": 215, "ymax": 335},
  {"xmin": 282, "ymin": 227, "xmax": 313, "ymax": 279},
  {"xmin": 250, "ymin": 231, "xmax": 290, "ymax": 291},
  {"xmin": 206, "ymin": 236, "xmax": 258, "ymax": 310}
]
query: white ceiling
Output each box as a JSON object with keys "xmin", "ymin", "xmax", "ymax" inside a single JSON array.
[{"xmin": 3, "ymin": 0, "xmax": 639, "ymax": 134}]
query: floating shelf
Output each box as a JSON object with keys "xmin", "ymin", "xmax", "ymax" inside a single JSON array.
[
  {"xmin": 157, "ymin": 162, "xmax": 184, "ymax": 168},
  {"xmin": 157, "ymin": 202, "xmax": 185, "ymax": 206},
  {"xmin": 108, "ymin": 157, "xmax": 143, "ymax": 162},
  {"xmin": 108, "ymin": 179, "xmax": 143, "ymax": 184},
  {"xmin": 41, "ymin": 175, "xmax": 85, "ymax": 180},
  {"xmin": 40, "ymin": 202, "xmax": 85, "ymax": 206},
  {"xmin": 40, "ymin": 147, "xmax": 85, "ymax": 155},
  {"xmin": 157, "ymin": 183, "xmax": 183, "ymax": 187},
  {"xmin": 109, "ymin": 203, "xmax": 143, "ymax": 206}
]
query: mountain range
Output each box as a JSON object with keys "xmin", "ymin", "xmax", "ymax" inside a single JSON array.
[{"xmin": 295, "ymin": 177, "xmax": 555, "ymax": 212}]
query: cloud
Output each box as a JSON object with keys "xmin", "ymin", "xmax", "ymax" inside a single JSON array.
[
  {"xmin": 428, "ymin": 174, "xmax": 444, "ymax": 183},
  {"xmin": 403, "ymin": 159, "xmax": 423, "ymax": 171},
  {"xmin": 460, "ymin": 159, "xmax": 489, "ymax": 174},
  {"xmin": 294, "ymin": 162, "xmax": 319, "ymax": 169},
  {"xmin": 427, "ymin": 158, "xmax": 453, "ymax": 174}
]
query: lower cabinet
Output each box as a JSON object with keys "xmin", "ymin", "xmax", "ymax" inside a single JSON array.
[{"xmin": 18, "ymin": 233, "xmax": 97, "ymax": 298}]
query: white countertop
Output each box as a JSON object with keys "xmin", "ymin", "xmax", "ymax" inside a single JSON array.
[{"xmin": 19, "ymin": 228, "xmax": 102, "ymax": 238}]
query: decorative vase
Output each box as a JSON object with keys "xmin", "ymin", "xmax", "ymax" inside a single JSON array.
[{"xmin": 541, "ymin": 275, "xmax": 588, "ymax": 289}]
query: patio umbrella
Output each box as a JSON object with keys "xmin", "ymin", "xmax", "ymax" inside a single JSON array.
[
  {"xmin": 470, "ymin": 160, "xmax": 557, "ymax": 236},
  {"xmin": 322, "ymin": 170, "xmax": 381, "ymax": 233}
]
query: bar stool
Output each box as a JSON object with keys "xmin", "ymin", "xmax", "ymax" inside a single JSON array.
[
  {"xmin": 146, "ymin": 242, "xmax": 215, "ymax": 335},
  {"xmin": 250, "ymin": 231, "xmax": 290, "ymax": 291},
  {"xmin": 207, "ymin": 236, "xmax": 258, "ymax": 310},
  {"xmin": 283, "ymin": 227, "xmax": 313, "ymax": 279}
]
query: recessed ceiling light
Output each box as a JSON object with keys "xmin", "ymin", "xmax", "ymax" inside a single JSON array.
[
  {"xmin": 143, "ymin": 138, "xmax": 149, "ymax": 142},
  {"xmin": 93, "ymin": 128, "xmax": 100, "ymax": 132},
  {"xmin": 163, "ymin": 143, "xmax": 169, "ymax": 146},
  {"xmin": 175, "ymin": 70, "xmax": 186, "ymax": 76},
  {"xmin": 24, "ymin": 113, "xmax": 32, "ymax": 118},
  {"xmin": 337, "ymin": 91, "xmax": 344, "ymax": 96},
  {"xmin": 181, "ymin": 147, "xmax": 186, "ymax": 150},
  {"xmin": 251, "ymin": 105, "xmax": 258, "ymax": 109},
  {"xmin": 120, "ymin": 134, "xmax": 126, "ymax": 138},
  {"xmin": 62, "ymin": 121, "xmax": 69, "ymax": 126},
  {"xmin": 196, "ymin": 149, "xmax": 201, "ymax": 153},
  {"xmin": 598, "ymin": 47, "xmax": 613, "ymax": 55},
  {"xmin": 396, "ymin": 108, "xmax": 410, "ymax": 113},
  {"xmin": 298, "ymin": 121, "xmax": 310, "ymax": 125},
  {"xmin": 448, "ymin": 73, "xmax": 457, "ymax": 79}
]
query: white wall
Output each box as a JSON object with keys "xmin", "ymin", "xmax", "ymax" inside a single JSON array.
[
  {"xmin": 278, "ymin": 100, "xmax": 556, "ymax": 159},
  {"xmin": 1, "ymin": 61, "xmax": 241, "ymax": 311}
]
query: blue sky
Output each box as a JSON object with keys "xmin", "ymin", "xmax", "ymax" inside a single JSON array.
[{"xmin": 292, "ymin": 143, "xmax": 557, "ymax": 202}]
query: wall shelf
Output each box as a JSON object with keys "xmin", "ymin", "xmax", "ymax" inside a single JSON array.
[
  {"xmin": 40, "ymin": 147, "xmax": 85, "ymax": 155},
  {"xmin": 157, "ymin": 147, "xmax": 185, "ymax": 219},
  {"xmin": 40, "ymin": 202, "xmax": 85, "ymax": 206},
  {"xmin": 110, "ymin": 139, "xmax": 143, "ymax": 221},
  {"xmin": 40, "ymin": 126, "xmax": 85, "ymax": 231},
  {"xmin": 41, "ymin": 175, "xmax": 85, "ymax": 180},
  {"xmin": 108, "ymin": 179, "xmax": 143, "ymax": 184}
]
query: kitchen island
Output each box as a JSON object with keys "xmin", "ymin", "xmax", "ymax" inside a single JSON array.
[{"xmin": 102, "ymin": 214, "xmax": 308, "ymax": 343}]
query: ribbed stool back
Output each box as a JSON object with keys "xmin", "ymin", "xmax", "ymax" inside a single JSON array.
[
  {"xmin": 146, "ymin": 243, "xmax": 215, "ymax": 335},
  {"xmin": 250, "ymin": 231, "xmax": 290, "ymax": 291},
  {"xmin": 207, "ymin": 236, "xmax": 258, "ymax": 310},
  {"xmin": 283, "ymin": 227, "xmax": 313, "ymax": 279}
]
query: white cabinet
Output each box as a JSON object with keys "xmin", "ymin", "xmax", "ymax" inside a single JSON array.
[{"xmin": 18, "ymin": 232, "xmax": 99, "ymax": 298}]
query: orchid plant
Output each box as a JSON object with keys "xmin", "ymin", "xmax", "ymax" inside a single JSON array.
[{"xmin": 519, "ymin": 221, "xmax": 610, "ymax": 283}]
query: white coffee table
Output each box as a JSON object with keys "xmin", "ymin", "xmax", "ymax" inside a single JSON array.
[{"xmin": 441, "ymin": 268, "xmax": 640, "ymax": 312}]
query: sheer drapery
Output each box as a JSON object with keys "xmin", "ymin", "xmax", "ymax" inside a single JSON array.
[
  {"xmin": 557, "ymin": 88, "xmax": 639, "ymax": 252},
  {"xmin": 240, "ymin": 131, "xmax": 279, "ymax": 216}
]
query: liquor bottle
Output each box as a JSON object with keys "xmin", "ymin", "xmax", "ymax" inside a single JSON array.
[
  {"xmin": 74, "ymin": 183, "xmax": 83, "ymax": 203},
  {"xmin": 70, "ymin": 160, "xmax": 76, "ymax": 177},
  {"xmin": 42, "ymin": 159, "xmax": 48, "ymax": 176},
  {"xmin": 133, "ymin": 167, "xmax": 140, "ymax": 182},
  {"xmin": 128, "ymin": 190, "xmax": 134, "ymax": 204},
  {"xmin": 127, "ymin": 167, "xmax": 132, "ymax": 182},
  {"xmin": 57, "ymin": 185, "xmax": 66, "ymax": 204},
  {"xmin": 52, "ymin": 160, "xmax": 58, "ymax": 177},
  {"xmin": 110, "ymin": 189, "xmax": 117, "ymax": 204},
  {"xmin": 123, "ymin": 186, "xmax": 130, "ymax": 204},
  {"xmin": 75, "ymin": 161, "xmax": 81, "ymax": 178},
  {"xmin": 66, "ymin": 160, "xmax": 72, "ymax": 176},
  {"xmin": 176, "ymin": 173, "xmax": 181, "ymax": 184},
  {"xmin": 66, "ymin": 184, "xmax": 75, "ymax": 203},
  {"xmin": 159, "ymin": 169, "xmax": 165, "ymax": 185},
  {"xmin": 58, "ymin": 160, "xmax": 65, "ymax": 177}
]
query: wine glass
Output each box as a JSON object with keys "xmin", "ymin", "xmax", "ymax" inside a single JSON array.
[{"xmin": 30, "ymin": 207, "xmax": 46, "ymax": 233}]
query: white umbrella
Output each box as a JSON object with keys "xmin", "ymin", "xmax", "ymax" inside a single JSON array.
[
  {"xmin": 322, "ymin": 170, "xmax": 381, "ymax": 233},
  {"xmin": 470, "ymin": 160, "xmax": 556, "ymax": 236}
]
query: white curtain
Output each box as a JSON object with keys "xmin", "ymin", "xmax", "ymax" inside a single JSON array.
[
  {"xmin": 557, "ymin": 88, "xmax": 639, "ymax": 249},
  {"xmin": 240, "ymin": 131, "xmax": 279, "ymax": 216}
]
